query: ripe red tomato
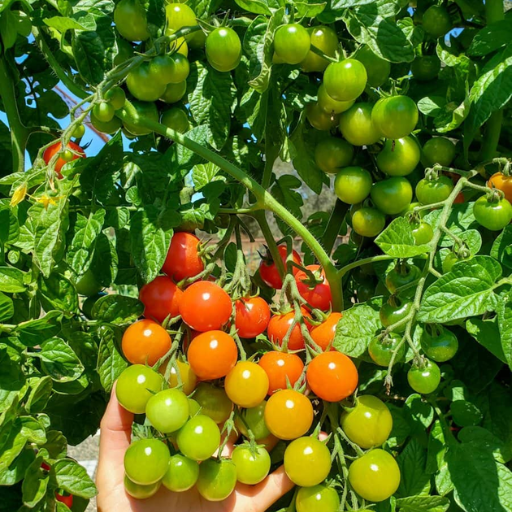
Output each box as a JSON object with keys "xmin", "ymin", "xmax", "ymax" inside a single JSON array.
[
  {"xmin": 187, "ymin": 330, "xmax": 238, "ymax": 380},
  {"xmin": 310, "ymin": 312, "xmax": 342, "ymax": 350},
  {"xmin": 139, "ymin": 276, "xmax": 183, "ymax": 323},
  {"xmin": 55, "ymin": 493, "xmax": 73, "ymax": 507},
  {"xmin": 162, "ymin": 232, "xmax": 204, "ymax": 282},
  {"xmin": 258, "ymin": 351, "xmax": 305, "ymax": 395},
  {"xmin": 267, "ymin": 308, "xmax": 312, "ymax": 350},
  {"xmin": 43, "ymin": 141, "xmax": 85, "ymax": 178},
  {"xmin": 122, "ymin": 319, "xmax": 172, "ymax": 366},
  {"xmin": 295, "ymin": 265, "xmax": 332, "ymax": 311},
  {"xmin": 235, "ymin": 297, "xmax": 271, "ymax": 338},
  {"xmin": 306, "ymin": 351, "xmax": 358, "ymax": 402},
  {"xmin": 179, "ymin": 281, "xmax": 232, "ymax": 332},
  {"xmin": 259, "ymin": 244, "xmax": 302, "ymax": 289}
]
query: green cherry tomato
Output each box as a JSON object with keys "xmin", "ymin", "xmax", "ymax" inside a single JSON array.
[
  {"xmin": 407, "ymin": 359, "xmax": 441, "ymax": 394},
  {"xmin": 176, "ymin": 415, "xmax": 221, "ymax": 461},
  {"xmin": 296, "ymin": 485, "xmax": 340, "ymax": 512},
  {"xmin": 339, "ymin": 103, "xmax": 381, "ymax": 146},
  {"xmin": 232, "ymin": 445, "xmax": 271, "ymax": 485},
  {"xmin": 284, "ymin": 437, "xmax": 331, "ymax": 487},
  {"xmin": 423, "ymin": 137, "xmax": 456, "ymax": 167},
  {"xmin": 114, "ymin": 38, "xmax": 134, "ymax": 66},
  {"xmin": 421, "ymin": 325, "xmax": 459, "ymax": 362},
  {"xmin": 122, "ymin": 100, "xmax": 159, "ymax": 136},
  {"xmin": 315, "ymin": 137, "xmax": 354, "ymax": 174},
  {"xmin": 114, "ymin": 0, "xmax": 150, "ymax": 42},
  {"xmin": 169, "ymin": 54, "xmax": 190, "ymax": 83},
  {"xmin": 161, "ymin": 108, "xmax": 190, "ymax": 133},
  {"xmin": 412, "ymin": 222, "xmax": 434, "ymax": 245},
  {"xmin": 376, "ymin": 137, "xmax": 421, "ymax": 177},
  {"xmin": 324, "ymin": 59, "xmax": 368, "ymax": 102},
  {"xmin": 411, "ymin": 55, "xmax": 441, "ymax": 81},
  {"xmin": 160, "ymin": 81, "xmax": 187, "ymax": 104},
  {"xmin": 385, "ymin": 262, "xmax": 421, "ymax": 294},
  {"xmin": 341, "ymin": 395, "xmax": 393, "ymax": 448},
  {"xmin": 188, "ymin": 398, "xmax": 201, "ymax": 416},
  {"xmin": 61, "ymin": 149, "xmax": 74, "ymax": 162},
  {"xmin": 92, "ymin": 102, "xmax": 115, "ymax": 123},
  {"xmin": 306, "ymin": 103, "xmax": 339, "ymax": 131},
  {"xmin": 72, "ymin": 124, "xmax": 85, "ymax": 139},
  {"xmin": 442, "ymin": 252, "xmax": 461, "ymax": 273},
  {"xmin": 371, "ymin": 177, "xmax": 413, "ymax": 215},
  {"xmin": 105, "ymin": 87, "xmax": 126, "ymax": 110},
  {"xmin": 423, "ymin": 5, "xmax": 452, "ymax": 39},
  {"xmin": 148, "ymin": 55, "xmax": 175, "ymax": 85},
  {"xmin": 91, "ymin": 113, "xmax": 122, "ymax": 134},
  {"xmin": 196, "ymin": 459, "xmax": 237, "ymax": 502},
  {"xmin": 354, "ymin": 45, "xmax": 391, "ymax": 88},
  {"xmin": 75, "ymin": 268, "xmax": 102, "ymax": 296},
  {"xmin": 235, "ymin": 401, "xmax": 271, "ymax": 441},
  {"xmin": 348, "ymin": 449, "xmax": 400, "ymax": 502},
  {"xmin": 124, "ymin": 439, "xmax": 170, "ymax": 485},
  {"xmin": 124, "ymin": 475, "xmax": 161, "ymax": 499},
  {"xmin": 127, "ymin": 62, "xmax": 167, "ymax": 102},
  {"xmin": 416, "ymin": 176, "xmax": 454, "ymax": 205},
  {"xmin": 334, "ymin": 166, "xmax": 373, "ymax": 204},
  {"xmin": 352, "ymin": 207, "xmax": 386, "ymax": 238},
  {"xmin": 372, "ymin": 96, "xmax": 418, "ymax": 140},
  {"xmin": 380, "ymin": 295, "xmax": 412, "ymax": 333},
  {"xmin": 145, "ymin": 388, "xmax": 190, "ymax": 434},
  {"xmin": 301, "ymin": 26, "xmax": 338, "ymax": 73},
  {"xmin": 166, "ymin": 3, "xmax": 196, "ymax": 40},
  {"xmin": 192, "ymin": 383, "xmax": 233, "ymax": 424},
  {"xmin": 473, "ymin": 195, "xmax": 512, "ymax": 231},
  {"xmin": 116, "ymin": 364, "xmax": 163, "ymax": 414},
  {"xmin": 317, "ymin": 84, "xmax": 354, "ymax": 114},
  {"xmin": 274, "ymin": 24, "xmax": 311, "ymax": 65},
  {"xmin": 205, "ymin": 27, "xmax": 242, "ymax": 72},
  {"xmin": 369, "ymin": 333, "xmax": 406, "ymax": 367},
  {"xmin": 162, "ymin": 454, "xmax": 199, "ymax": 492}
]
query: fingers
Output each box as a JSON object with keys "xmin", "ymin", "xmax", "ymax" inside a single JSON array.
[{"xmin": 251, "ymin": 466, "xmax": 295, "ymax": 511}]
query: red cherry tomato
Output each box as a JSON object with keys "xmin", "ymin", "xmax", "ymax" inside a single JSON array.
[
  {"xmin": 295, "ymin": 265, "xmax": 332, "ymax": 311},
  {"xmin": 306, "ymin": 351, "xmax": 358, "ymax": 402},
  {"xmin": 43, "ymin": 141, "xmax": 85, "ymax": 178},
  {"xmin": 179, "ymin": 281, "xmax": 232, "ymax": 332},
  {"xmin": 259, "ymin": 244, "xmax": 302, "ymax": 289},
  {"xmin": 162, "ymin": 232, "xmax": 204, "ymax": 282},
  {"xmin": 310, "ymin": 312, "xmax": 342, "ymax": 351},
  {"xmin": 267, "ymin": 308, "xmax": 312, "ymax": 350},
  {"xmin": 139, "ymin": 275, "xmax": 183, "ymax": 323},
  {"xmin": 235, "ymin": 297, "xmax": 271, "ymax": 338},
  {"xmin": 122, "ymin": 319, "xmax": 172, "ymax": 366},
  {"xmin": 258, "ymin": 351, "xmax": 305, "ymax": 395},
  {"xmin": 55, "ymin": 493, "xmax": 74, "ymax": 507}
]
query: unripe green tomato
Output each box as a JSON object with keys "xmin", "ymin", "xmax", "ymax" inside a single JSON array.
[
  {"xmin": 124, "ymin": 475, "xmax": 161, "ymax": 499},
  {"xmin": 145, "ymin": 389, "xmax": 190, "ymax": 434},
  {"xmin": 334, "ymin": 166, "xmax": 373, "ymax": 204},
  {"xmin": 122, "ymin": 100, "xmax": 159, "ymax": 136},
  {"xmin": 127, "ymin": 62, "xmax": 167, "ymax": 102},
  {"xmin": 371, "ymin": 177, "xmax": 413, "ymax": 215},
  {"xmin": 324, "ymin": 59, "xmax": 368, "ymax": 102},
  {"xmin": 232, "ymin": 445, "xmax": 271, "ymax": 485},
  {"xmin": 301, "ymin": 26, "xmax": 338, "ymax": 73},
  {"xmin": 161, "ymin": 108, "xmax": 190, "ymax": 133},
  {"xmin": 61, "ymin": 149, "xmax": 74, "ymax": 162},
  {"xmin": 72, "ymin": 124, "xmax": 86, "ymax": 139},
  {"xmin": 442, "ymin": 252, "xmax": 461, "ymax": 273},
  {"xmin": 354, "ymin": 45, "xmax": 391, "ymax": 88},
  {"xmin": 192, "ymin": 383, "xmax": 233, "ymax": 424},
  {"xmin": 124, "ymin": 439, "xmax": 170, "ymax": 485},
  {"xmin": 339, "ymin": 103, "xmax": 381, "ymax": 146},
  {"xmin": 284, "ymin": 437, "xmax": 331, "ymax": 487},
  {"xmin": 90, "ymin": 112, "xmax": 122, "ymax": 134},
  {"xmin": 160, "ymin": 81, "xmax": 187, "ymax": 103},
  {"xmin": 315, "ymin": 137, "xmax": 354, "ymax": 174},
  {"xmin": 75, "ymin": 268, "xmax": 103, "ymax": 296},
  {"xmin": 352, "ymin": 207, "xmax": 386, "ymax": 238},
  {"xmin": 380, "ymin": 296, "xmax": 412, "ymax": 333},
  {"xmin": 412, "ymin": 221, "xmax": 434, "ymax": 245},
  {"xmin": 196, "ymin": 459, "xmax": 237, "ymax": 501},
  {"xmin": 169, "ymin": 53, "xmax": 190, "ymax": 83},
  {"xmin": 423, "ymin": 137, "xmax": 456, "ymax": 167},
  {"xmin": 411, "ymin": 55, "xmax": 441, "ymax": 81},
  {"xmin": 206, "ymin": 27, "xmax": 242, "ymax": 72},
  {"xmin": 423, "ymin": 5, "xmax": 452, "ymax": 39},
  {"xmin": 407, "ymin": 359, "xmax": 441, "ymax": 394},
  {"xmin": 385, "ymin": 263, "xmax": 421, "ymax": 294},
  {"xmin": 92, "ymin": 102, "xmax": 115, "ymax": 123},
  {"xmin": 116, "ymin": 365, "xmax": 163, "ymax": 414},
  {"xmin": 162, "ymin": 454, "xmax": 199, "ymax": 492},
  {"xmin": 369, "ymin": 333, "xmax": 406, "ymax": 367},
  {"xmin": 372, "ymin": 95, "xmax": 418, "ymax": 140},
  {"xmin": 105, "ymin": 87, "xmax": 126, "ymax": 110},
  {"xmin": 235, "ymin": 401, "xmax": 271, "ymax": 441},
  {"xmin": 274, "ymin": 24, "xmax": 311, "ymax": 65},
  {"xmin": 306, "ymin": 102, "xmax": 339, "ymax": 131},
  {"xmin": 114, "ymin": 0, "xmax": 150, "ymax": 42},
  {"xmin": 148, "ymin": 55, "xmax": 176, "ymax": 85},
  {"xmin": 415, "ymin": 176, "xmax": 454, "ymax": 205},
  {"xmin": 377, "ymin": 137, "xmax": 420, "ymax": 176},
  {"xmin": 421, "ymin": 325, "xmax": 459, "ymax": 362},
  {"xmin": 166, "ymin": 3, "xmax": 197, "ymax": 41},
  {"xmin": 296, "ymin": 485, "xmax": 340, "ymax": 512},
  {"xmin": 473, "ymin": 196, "xmax": 512, "ymax": 231},
  {"xmin": 317, "ymin": 84, "xmax": 355, "ymax": 114}
]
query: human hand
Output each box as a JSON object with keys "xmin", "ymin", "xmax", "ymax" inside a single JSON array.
[{"xmin": 96, "ymin": 386, "xmax": 295, "ymax": 512}]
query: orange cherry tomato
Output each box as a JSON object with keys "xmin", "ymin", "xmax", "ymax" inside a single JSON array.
[
  {"xmin": 187, "ymin": 330, "xmax": 238, "ymax": 380},
  {"xmin": 122, "ymin": 319, "xmax": 172, "ymax": 366},
  {"xmin": 162, "ymin": 232, "xmax": 204, "ymax": 282},
  {"xmin": 159, "ymin": 359, "xmax": 197, "ymax": 395},
  {"xmin": 306, "ymin": 351, "xmax": 358, "ymax": 402},
  {"xmin": 310, "ymin": 312, "xmax": 342, "ymax": 351},
  {"xmin": 259, "ymin": 244, "xmax": 302, "ymax": 289},
  {"xmin": 258, "ymin": 351, "xmax": 304, "ymax": 395},
  {"xmin": 43, "ymin": 141, "xmax": 85, "ymax": 178},
  {"xmin": 488, "ymin": 172, "xmax": 512, "ymax": 203},
  {"xmin": 295, "ymin": 265, "xmax": 332, "ymax": 311},
  {"xmin": 235, "ymin": 297, "xmax": 271, "ymax": 338},
  {"xmin": 267, "ymin": 308, "xmax": 312, "ymax": 350},
  {"xmin": 225, "ymin": 361, "xmax": 269, "ymax": 408},
  {"xmin": 139, "ymin": 276, "xmax": 183, "ymax": 323}
]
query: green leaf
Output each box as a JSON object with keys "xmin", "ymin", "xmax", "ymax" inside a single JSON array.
[
  {"xmin": 0, "ymin": 266, "xmax": 26, "ymax": 293},
  {"xmin": 426, "ymin": 420, "xmax": 447, "ymax": 475},
  {"xmin": 496, "ymin": 293, "xmax": 512, "ymax": 370},
  {"xmin": 26, "ymin": 377, "xmax": 53, "ymax": 414},
  {"xmin": 0, "ymin": 200, "xmax": 20, "ymax": 245},
  {"xmin": 417, "ymin": 96, "xmax": 446, "ymax": 117},
  {"xmin": 439, "ymin": 229, "xmax": 481, "ymax": 256},
  {"xmin": 41, "ymin": 430, "xmax": 67, "ymax": 459},
  {"xmin": 424, "ymin": 203, "xmax": 475, "ymax": 237},
  {"xmin": 192, "ymin": 162, "xmax": 223, "ymax": 190},
  {"xmin": 295, "ymin": 1, "xmax": 326, "ymax": 17},
  {"xmin": 0, "ymin": 347, "xmax": 25, "ymax": 413},
  {"xmin": 396, "ymin": 496, "xmax": 450, "ymax": 512},
  {"xmin": 14, "ymin": 311, "xmax": 63, "ymax": 348},
  {"xmin": 0, "ymin": 291, "xmax": 14, "ymax": 322},
  {"xmin": 97, "ymin": 326, "xmax": 128, "ymax": 392},
  {"xmin": 417, "ymin": 256, "xmax": 501, "ymax": 323},
  {"xmin": 37, "ymin": 273, "xmax": 79, "ymax": 315},
  {"xmin": 333, "ymin": 304, "xmax": 381, "ymax": 357},
  {"xmin": 459, "ymin": 426, "xmax": 512, "ymax": 464},
  {"xmin": 234, "ymin": 0, "xmax": 272, "ymax": 14},
  {"xmin": 397, "ymin": 439, "xmax": 431, "ymax": 497},
  {"xmin": 92, "ymin": 294, "xmax": 143, "ymax": 325},
  {"xmin": 491, "ymin": 225, "xmax": 512, "ymax": 269},
  {"xmin": 91, "ymin": 230, "xmax": 119, "ymax": 286},
  {"xmin": 468, "ymin": 20, "xmax": 512, "ymax": 57},
  {"xmin": 0, "ymin": 10, "xmax": 18, "ymax": 49},
  {"xmin": 0, "ymin": 420, "xmax": 27, "ymax": 472},
  {"xmin": 404, "ymin": 394, "xmax": 434, "ymax": 434},
  {"xmin": 0, "ymin": 449, "xmax": 35, "ymax": 486},
  {"xmin": 385, "ymin": 404, "xmax": 412, "ymax": 449},
  {"xmin": 22, "ymin": 454, "xmax": 48, "ymax": 508},
  {"xmin": 479, "ymin": 382, "xmax": 512, "ymax": 454},
  {"xmin": 40, "ymin": 338, "xmax": 84, "ymax": 383},
  {"xmin": 466, "ymin": 317, "xmax": 507, "ymax": 363},
  {"xmin": 375, "ymin": 217, "xmax": 431, "ymax": 258},
  {"xmin": 44, "ymin": 15, "xmax": 97, "ymax": 32},
  {"xmin": 451, "ymin": 400, "xmax": 483, "ymax": 427},
  {"xmin": 54, "ymin": 459, "xmax": 97, "ymax": 499},
  {"xmin": 19, "ymin": 416, "xmax": 47, "ymax": 445}
]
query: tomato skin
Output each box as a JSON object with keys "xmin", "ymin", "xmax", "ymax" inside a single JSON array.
[
  {"xmin": 372, "ymin": 95, "xmax": 418, "ymax": 140},
  {"xmin": 93, "ymin": 102, "xmax": 115, "ymax": 123},
  {"xmin": 259, "ymin": 244, "xmax": 302, "ymax": 289},
  {"xmin": 423, "ymin": 137, "xmax": 456, "ymax": 167},
  {"xmin": 145, "ymin": 388, "xmax": 189, "ymax": 434},
  {"xmin": 162, "ymin": 454, "xmax": 199, "ymax": 492},
  {"xmin": 296, "ymin": 485, "xmax": 340, "ymax": 512},
  {"xmin": 295, "ymin": 265, "xmax": 332, "ymax": 311},
  {"xmin": 197, "ymin": 459, "xmax": 237, "ymax": 502},
  {"xmin": 411, "ymin": 55, "xmax": 441, "ymax": 81},
  {"xmin": 310, "ymin": 312, "xmax": 342, "ymax": 351},
  {"xmin": 473, "ymin": 196, "xmax": 512, "ymax": 231},
  {"xmin": 75, "ymin": 268, "xmax": 102, "ymax": 296},
  {"xmin": 488, "ymin": 172, "xmax": 512, "ymax": 203},
  {"xmin": 124, "ymin": 476, "xmax": 161, "ymax": 499},
  {"xmin": 301, "ymin": 26, "xmax": 338, "ymax": 73},
  {"xmin": 284, "ymin": 437, "xmax": 331, "ymax": 487},
  {"xmin": 187, "ymin": 330, "xmax": 237, "ymax": 380},
  {"xmin": 193, "ymin": 383, "xmax": 233, "ymax": 423},
  {"xmin": 124, "ymin": 438, "xmax": 170, "ymax": 485},
  {"xmin": 412, "ymin": 222, "xmax": 434, "ymax": 245},
  {"xmin": 416, "ymin": 176, "xmax": 454, "ymax": 205},
  {"xmin": 225, "ymin": 361, "xmax": 269, "ymax": 408},
  {"xmin": 307, "ymin": 351, "xmax": 358, "ymax": 402},
  {"xmin": 114, "ymin": 0, "xmax": 150, "ymax": 42},
  {"xmin": 274, "ymin": 24, "xmax": 311, "ymax": 65},
  {"xmin": 385, "ymin": 263, "xmax": 421, "ymax": 294},
  {"xmin": 354, "ymin": 46, "xmax": 390, "ymax": 88},
  {"xmin": 317, "ymin": 84, "xmax": 354, "ymax": 115},
  {"xmin": 423, "ymin": 5, "xmax": 452, "ymax": 38},
  {"xmin": 160, "ymin": 81, "xmax": 187, "ymax": 104},
  {"xmin": 265, "ymin": 389, "xmax": 314, "ymax": 440},
  {"xmin": 123, "ymin": 100, "xmax": 159, "ymax": 136},
  {"xmin": 352, "ymin": 207, "xmax": 386, "ymax": 238},
  {"xmin": 232, "ymin": 445, "xmax": 271, "ymax": 485},
  {"xmin": 91, "ymin": 112, "xmax": 122, "ymax": 134},
  {"xmin": 139, "ymin": 276, "xmax": 182, "ymax": 323},
  {"xmin": 341, "ymin": 395, "xmax": 392, "ymax": 448},
  {"xmin": 258, "ymin": 351, "xmax": 304, "ymax": 395},
  {"xmin": 380, "ymin": 296, "xmax": 412, "ymax": 333},
  {"xmin": 166, "ymin": 3, "xmax": 196, "ymax": 40},
  {"xmin": 122, "ymin": 319, "xmax": 172, "ymax": 366},
  {"xmin": 377, "ymin": 137, "xmax": 420, "ymax": 177},
  {"xmin": 163, "ymin": 360, "xmax": 197, "ymax": 395},
  {"xmin": 339, "ymin": 103, "xmax": 381, "ymax": 146},
  {"xmin": 177, "ymin": 415, "xmax": 221, "ymax": 461},
  {"xmin": 324, "ymin": 59, "xmax": 368, "ymax": 102},
  {"xmin": 161, "ymin": 108, "xmax": 190, "ymax": 133},
  {"xmin": 267, "ymin": 308, "xmax": 312, "ymax": 351},
  {"xmin": 179, "ymin": 281, "xmax": 232, "ymax": 332},
  {"xmin": 116, "ymin": 364, "xmax": 163, "ymax": 414},
  {"xmin": 371, "ymin": 177, "xmax": 413, "ymax": 215},
  {"xmin": 127, "ymin": 62, "xmax": 167, "ymax": 102},
  {"xmin": 235, "ymin": 401, "xmax": 271, "ymax": 440},
  {"xmin": 306, "ymin": 102, "xmax": 339, "ymax": 131},
  {"xmin": 206, "ymin": 27, "xmax": 242, "ymax": 72},
  {"xmin": 55, "ymin": 493, "xmax": 74, "ymax": 507},
  {"xmin": 163, "ymin": 232, "xmax": 204, "ymax": 282},
  {"xmin": 235, "ymin": 297, "xmax": 271, "ymax": 338},
  {"xmin": 43, "ymin": 141, "xmax": 85, "ymax": 177},
  {"xmin": 105, "ymin": 86, "xmax": 126, "ymax": 110},
  {"xmin": 442, "ymin": 252, "xmax": 461, "ymax": 273},
  {"xmin": 348, "ymin": 449, "xmax": 400, "ymax": 502},
  {"xmin": 369, "ymin": 333, "xmax": 405, "ymax": 367},
  {"xmin": 407, "ymin": 359, "xmax": 441, "ymax": 394},
  {"xmin": 421, "ymin": 325, "xmax": 458, "ymax": 362},
  {"xmin": 315, "ymin": 136, "xmax": 354, "ymax": 174},
  {"xmin": 334, "ymin": 166, "xmax": 373, "ymax": 205}
]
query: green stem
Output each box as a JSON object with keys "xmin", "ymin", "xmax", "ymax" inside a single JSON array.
[
  {"xmin": 321, "ymin": 200, "xmax": 349, "ymax": 254},
  {"xmin": 338, "ymin": 254, "xmax": 395, "ymax": 277},
  {"xmin": 0, "ymin": 56, "xmax": 28, "ymax": 173},
  {"xmin": 254, "ymin": 211, "xmax": 286, "ymax": 281}
]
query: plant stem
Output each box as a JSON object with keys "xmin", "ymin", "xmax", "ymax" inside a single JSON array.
[
  {"xmin": 338, "ymin": 254, "xmax": 395, "ymax": 277},
  {"xmin": 321, "ymin": 200, "xmax": 349, "ymax": 254},
  {"xmin": 254, "ymin": 211, "xmax": 286, "ymax": 281}
]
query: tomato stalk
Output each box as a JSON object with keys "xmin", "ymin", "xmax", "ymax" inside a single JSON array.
[{"xmin": 321, "ymin": 199, "xmax": 349, "ymax": 254}]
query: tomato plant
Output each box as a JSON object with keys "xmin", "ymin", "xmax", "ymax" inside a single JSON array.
[{"xmin": 259, "ymin": 244, "xmax": 302, "ymax": 289}]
